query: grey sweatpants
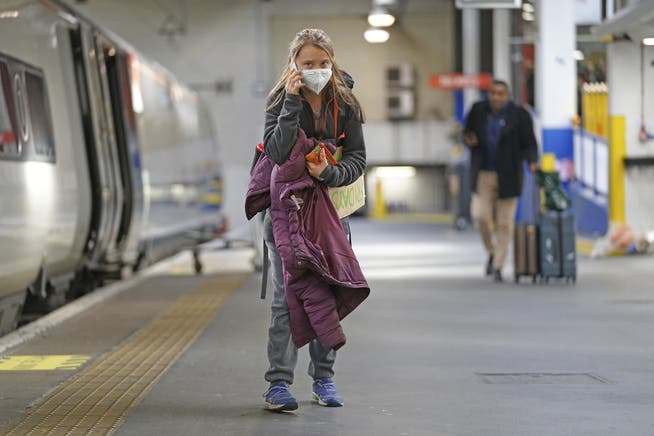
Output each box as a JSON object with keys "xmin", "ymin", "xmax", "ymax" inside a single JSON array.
[{"xmin": 263, "ymin": 210, "xmax": 336, "ymax": 385}]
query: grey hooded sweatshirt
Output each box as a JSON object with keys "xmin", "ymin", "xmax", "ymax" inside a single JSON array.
[{"xmin": 256, "ymin": 73, "xmax": 366, "ymax": 189}]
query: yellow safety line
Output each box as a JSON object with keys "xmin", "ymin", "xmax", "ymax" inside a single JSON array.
[
  {"xmin": 0, "ymin": 355, "xmax": 90, "ymax": 371},
  {"xmin": 2, "ymin": 274, "xmax": 247, "ymax": 435},
  {"xmin": 576, "ymin": 237, "xmax": 595, "ymax": 257}
]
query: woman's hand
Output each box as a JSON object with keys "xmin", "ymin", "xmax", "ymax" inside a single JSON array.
[
  {"xmin": 286, "ymin": 69, "xmax": 304, "ymax": 95},
  {"xmin": 306, "ymin": 148, "xmax": 328, "ymax": 180}
]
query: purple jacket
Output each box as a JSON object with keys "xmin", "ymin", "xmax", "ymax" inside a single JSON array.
[{"xmin": 245, "ymin": 129, "xmax": 369, "ymax": 350}]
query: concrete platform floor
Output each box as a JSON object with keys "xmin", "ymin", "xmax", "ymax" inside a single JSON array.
[{"xmin": 2, "ymin": 219, "xmax": 654, "ymax": 435}]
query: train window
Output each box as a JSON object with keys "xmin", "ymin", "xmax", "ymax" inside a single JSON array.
[
  {"xmin": 25, "ymin": 70, "xmax": 55, "ymax": 162},
  {"xmin": 0, "ymin": 62, "xmax": 19, "ymax": 158}
]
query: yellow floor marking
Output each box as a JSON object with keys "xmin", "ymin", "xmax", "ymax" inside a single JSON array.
[
  {"xmin": 2, "ymin": 273, "xmax": 248, "ymax": 435},
  {"xmin": 0, "ymin": 355, "xmax": 91, "ymax": 371},
  {"xmin": 576, "ymin": 237, "xmax": 595, "ymax": 257},
  {"xmin": 168, "ymin": 266, "xmax": 196, "ymax": 275}
]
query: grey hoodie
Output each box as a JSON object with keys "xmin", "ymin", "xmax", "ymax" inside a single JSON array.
[{"xmin": 257, "ymin": 74, "xmax": 366, "ymax": 188}]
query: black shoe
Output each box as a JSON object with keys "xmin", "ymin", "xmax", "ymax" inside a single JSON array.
[
  {"xmin": 485, "ymin": 255, "xmax": 494, "ymax": 276},
  {"xmin": 493, "ymin": 269, "xmax": 503, "ymax": 283}
]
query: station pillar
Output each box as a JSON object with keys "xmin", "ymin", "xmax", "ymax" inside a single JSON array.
[
  {"xmin": 462, "ymin": 8, "xmax": 480, "ymax": 114},
  {"xmin": 492, "ymin": 9, "xmax": 511, "ymax": 89},
  {"xmin": 535, "ymin": 0, "xmax": 576, "ymax": 181}
]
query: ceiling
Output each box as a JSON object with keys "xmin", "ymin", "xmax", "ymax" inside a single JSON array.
[{"xmin": 592, "ymin": 0, "xmax": 654, "ymax": 42}]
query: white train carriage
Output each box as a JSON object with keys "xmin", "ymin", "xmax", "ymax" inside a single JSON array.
[{"xmin": 0, "ymin": 0, "xmax": 224, "ymax": 335}]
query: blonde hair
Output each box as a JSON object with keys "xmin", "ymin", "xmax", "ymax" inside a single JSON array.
[{"xmin": 267, "ymin": 28, "xmax": 364, "ymax": 122}]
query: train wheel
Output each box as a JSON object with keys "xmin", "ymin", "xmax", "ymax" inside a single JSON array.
[{"xmin": 132, "ymin": 251, "xmax": 146, "ymax": 273}]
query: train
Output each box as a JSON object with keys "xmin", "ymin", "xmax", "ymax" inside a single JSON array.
[{"xmin": 0, "ymin": 0, "xmax": 226, "ymax": 335}]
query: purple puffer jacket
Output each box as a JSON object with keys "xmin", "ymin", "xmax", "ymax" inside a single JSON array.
[{"xmin": 245, "ymin": 129, "xmax": 370, "ymax": 350}]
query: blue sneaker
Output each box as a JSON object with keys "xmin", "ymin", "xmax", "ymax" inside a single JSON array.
[
  {"xmin": 263, "ymin": 381, "xmax": 298, "ymax": 412},
  {"xmin": 312, "ymin": 378, "xmax": 344, "ymax": 407}
]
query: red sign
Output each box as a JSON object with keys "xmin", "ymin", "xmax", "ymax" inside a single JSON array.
[
  {"xmin": 429, "ymin": 73, "xmax": 492, "ymax": 90},
  {"xmin": 0, "ymin": 130, "xmax": 15, "ymax": 144}
]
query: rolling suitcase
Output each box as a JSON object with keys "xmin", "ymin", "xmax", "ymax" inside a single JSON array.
[
  {"xmin": 514, "ymin": 224, "xmax": 539, "ymax": 283},
  {"xmin": 514, "ymin": 165, "xmax": 540, "ymax": 283},
  {"xmin": 539, "ymin": 210, "xmax": 576, "ymax": 283},
  {"xmin": 560, "ymin": 212, "xmax": 576, "ymax": 280},
  {"xmin": 539, "ymin": 211, "xmax": 561, "ymax": 277}
]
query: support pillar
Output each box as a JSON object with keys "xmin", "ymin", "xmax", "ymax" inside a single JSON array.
[
  {"xmin": 535, "ymin": 0, "xmax": 576, "ymax": 180},
  {"xmin": 493, "ymin": 9, "xmax": 511, "ymax": 88},
  {"xmin": 462, "ymin": 8, "xmax": 480, "ymax": 114}
]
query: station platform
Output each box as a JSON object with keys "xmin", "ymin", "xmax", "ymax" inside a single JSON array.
[{"xmin": 1, "ymin": 219, "xmax": 653, "ymax": 436}]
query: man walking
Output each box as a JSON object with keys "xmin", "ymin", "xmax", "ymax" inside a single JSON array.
[{"xmin": 463, "ymin": 80, "xmax": 539, "ymax": 282}]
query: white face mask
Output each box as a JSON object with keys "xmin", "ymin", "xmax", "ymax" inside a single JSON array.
[{"xmin": 301, "ymin": 68, "xmax": 332, "ymax": 94}]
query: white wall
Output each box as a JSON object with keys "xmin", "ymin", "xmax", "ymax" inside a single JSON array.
[
  {"xmin": 270, "ymin": 11, "xmax": 454, "ymax": 122},
  {"xmin": 363, "ymin": 121, "xmax": 453, "ymax": 165},
  {"xmin": 606, "ymin": 41, "xmax": 654, "ymax": 234},
  {"xmin": 63, "ymin": 0, "xmax": 455, "ymax": 238},
  {"xmin": 607, "ymin": 42, "xmax": 654, "ymax": 157}
]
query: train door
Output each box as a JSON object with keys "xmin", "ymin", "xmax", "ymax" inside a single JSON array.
[
  {"xmin": 97, "ymin": 39, "xmax": 143, "ymax": 265},
  {"xmin": 71, "ymin": 24, "xmax": 124, "ymax": 269}
]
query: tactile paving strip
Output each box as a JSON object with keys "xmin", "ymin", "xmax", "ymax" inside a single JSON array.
[{"xmin": 3, "ymin": 274, "xmax": 247, "ymax": 435}]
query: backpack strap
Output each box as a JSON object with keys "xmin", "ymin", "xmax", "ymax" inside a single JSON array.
[
  {"xmin": 260, "ymin": 237, "xmax": 268, "ymax": 299},
  {"xmin": 332, "ymin": 100, "xmax": 346, "ymax": 143},
  {"xmin": 333, "ymin": 101, "xmax": 338, "ymax": 138}
]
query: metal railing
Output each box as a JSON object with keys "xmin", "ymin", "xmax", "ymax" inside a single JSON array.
[{"xmin": 574, "ymin": 128, "xmax": 609, "ymax": 198}]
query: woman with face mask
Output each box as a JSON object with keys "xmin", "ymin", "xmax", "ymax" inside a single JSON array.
[{"xmin": 257, "ymin": 28, "xmax": 367, "ymax": 412}]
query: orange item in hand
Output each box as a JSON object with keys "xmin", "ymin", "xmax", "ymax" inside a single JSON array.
[{"xmin": 305, "ymin": 143, "xmax": 337, "ymax": 165}]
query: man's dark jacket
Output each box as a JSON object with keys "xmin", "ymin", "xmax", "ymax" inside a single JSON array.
[{"xmin": 464, "ymin": 100, "xmax": 539, "ymax": 198}]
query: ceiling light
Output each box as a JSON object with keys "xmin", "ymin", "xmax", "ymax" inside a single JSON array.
[
  {"xmin": 364, "ymin": 27, "xmax": 390, "ymax": 43},
  {"xmin": 368, "ymin": 6, "xmax": 395, "ymax": 27},
  {"xmin": 373, "ymin": 0, "xmax": 398, "ymax": 6},
  {"xmin": 644, "ymin": 38, "xmax": 654, "ymax": 46},
  {"xmin": 375, "ymin": 166, "xmax": 416, "ymax": 178},
  {"xmin": 574, "ymin": 50, "xmax": 584, "ymax": 61},
  {"xmin": 0, "ymin": 11, "xmax": 19, "ymax": 19}
]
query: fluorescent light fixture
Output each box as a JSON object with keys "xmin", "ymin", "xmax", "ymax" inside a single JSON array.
[
  {"xmin": 0, "ymin": 11, "xmax": 19, "ymax": 19},
  {"xmin": 368, "ymin": 6, "xmax": 395, "ymax": 27},
  {"xmin": 574, "ymin": 50, "xmax": 585, "ymax": 61},
  {"xmin": 375, "ymin": 166, "xmax": 416, "ymax": 178},
  {"xmin": 522, "ymin": 11, "xmax": 534, "ymax": 21},
  {"xmin": 456, "ymin": 0, "xmax": 522, "ymax": 8},
  {"xmin": 643, "ymin": 38, "xmax": 654, "ymax": 46},
  {"xmin": 364, "ymin": 27, "xmax": 390, "ymax": 43},
  {"xmin": 373, "ymin": 0, "xmax": 399, "ymax": 6}
]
